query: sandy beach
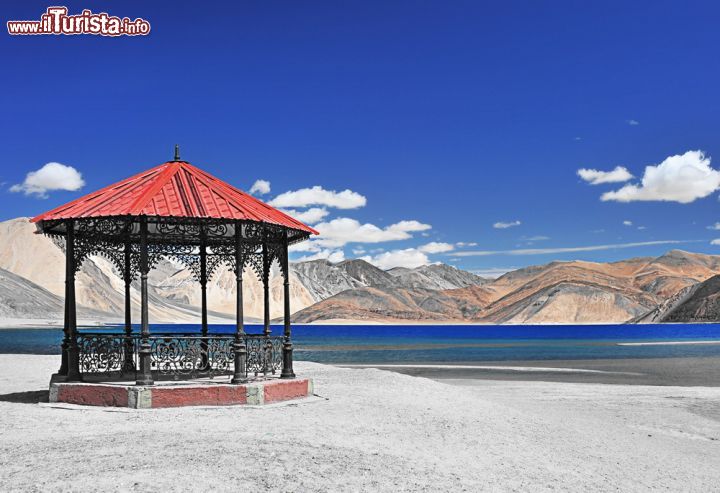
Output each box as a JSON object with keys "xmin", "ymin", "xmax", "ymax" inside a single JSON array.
[{"xmin": 0, "ymin": 355, "xmax": 718, "ymax": 491}]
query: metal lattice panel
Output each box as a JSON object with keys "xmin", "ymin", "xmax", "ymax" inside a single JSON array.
[{"xmin": 76, "ymin": 333, "xmax": 283, "ymax": 380}]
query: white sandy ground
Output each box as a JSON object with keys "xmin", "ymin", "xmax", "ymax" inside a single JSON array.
[{"xmin": 0, "ymin": 356, "xmax": 719, "ymax": 492}]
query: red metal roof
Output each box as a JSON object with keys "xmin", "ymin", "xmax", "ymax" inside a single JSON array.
[{"xmin": 31, "ymin": 160, "xmax": 318, "ymax": 235}]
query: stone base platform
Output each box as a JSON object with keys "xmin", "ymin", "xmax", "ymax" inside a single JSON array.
[{"xmin": 49, "ymin": 378, "xmax": 314, "ymax": 409}]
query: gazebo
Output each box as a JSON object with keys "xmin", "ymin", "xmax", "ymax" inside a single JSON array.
[{"xmin": 32, "ymin": 147, "xmax": 317, "ymax": 388}]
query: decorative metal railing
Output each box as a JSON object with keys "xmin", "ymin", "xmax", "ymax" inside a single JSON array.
[
  {"xmin": 77, "ymin": 333, "xmax": 128, "ymax": 374},
  {"xmin": 77, "ymin": 332, "xmax": 284, "ymax": 380}
]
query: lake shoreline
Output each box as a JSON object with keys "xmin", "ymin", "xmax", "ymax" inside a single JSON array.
[
  {"xmin": 3, "ymin": 317, "xmax": 720, "ymax": 329},
  {"xmin": 344, "ymin": 356, "xmax": 720, "ymax": 387}
]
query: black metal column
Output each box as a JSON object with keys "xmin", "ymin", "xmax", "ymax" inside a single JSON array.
[
  {"xmin": 57, "ymin": 245, "xmax": 69, "ymax": 376},
  {"xmin": 199, "ymin": 238, "xmax": 209, "ymax": 370},
  {"xmin": 65, "ymin": 219, "xmax": 82, "ymax": 381},
  {"xmin": 200, "ymin": 242, "xmax": 208, "ymax": 336},
  {"xmin": 123, "ymin": 239, "xmax": 134, "ymax": 373},
  {"xmin": 231, "ymin": 224, "xmax": 247, "ymax": 384},
  {"xmin": 262, "ymin": 242, "xmax": 270, "ymax": 337},
  {"xmin": 136, "ymin": 218, "xmax": 153, "ymax": 386},
  {"xmin": 280, "ymin": 238, "xmax": 295, "ymax": 379},
  {"xmin": 262, "ymin": 242, "xmax": 271, "ymax": 375}
]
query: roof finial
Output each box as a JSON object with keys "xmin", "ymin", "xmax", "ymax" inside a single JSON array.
[{"xmin": 174, "ymin": 144, "xmax": 180, "ymax": 161}]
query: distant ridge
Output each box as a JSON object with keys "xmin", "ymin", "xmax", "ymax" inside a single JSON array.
[
  {"xmin": 293, "ymin": 250, "xmax": 720, "ymax": 324},
  {"xmin": 0, "ymin": 217, "xmax": 487, "ymax": 323},
  {"xmin": 1, "ymin": 217, "xmax": 720, "ymax": 324}
]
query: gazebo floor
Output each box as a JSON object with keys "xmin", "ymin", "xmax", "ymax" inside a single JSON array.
[{"xmin": 48, "ymin": 376, "xmax": 314, "ymax": 409}]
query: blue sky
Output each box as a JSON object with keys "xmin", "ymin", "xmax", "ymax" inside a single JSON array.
[{"xmin": 2, "ymin": 0, "xmax": 720, "ymax": 275}]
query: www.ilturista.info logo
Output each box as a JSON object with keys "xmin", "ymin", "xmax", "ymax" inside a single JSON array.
[{"xmin": 7, "ymin": 6, "xmax": 150, "ymax": 36}]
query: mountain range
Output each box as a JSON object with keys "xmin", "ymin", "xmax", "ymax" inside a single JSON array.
[
  {"xmin": 0, "ymin": 218, "xmax": 487, "ymax": 325},
  {"xmin": 0, "ymin": 217, "xmax": 719, "ymax": 325},
  {"xmin": 292, "ymin": 250, "xmax": 720, "ymax": 324}
]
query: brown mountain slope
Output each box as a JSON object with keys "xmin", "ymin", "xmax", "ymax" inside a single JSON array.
[
  {"xmin": 480, "ymin": 281, "xmax": 653, "ymax": 324},
  {"xmin": 632, "ymin": 250, "xmax": 720, "ymax": 298},
  {"xmin": 466, "ymin": 251, "xmax": 720, "ymax": 323},
  {"xmin": 478, "ymin": 263, "xmax": 659, "ymax": 323},
  {"xmin": 294, "ymin": 250, "xmax": 720, "ymax": 324},
  {"xmin": 292, "ymin": 286, "xmax": 483, "ymax": 323}
]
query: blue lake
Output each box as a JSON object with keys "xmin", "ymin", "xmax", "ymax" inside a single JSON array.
[{"xmin": 2, "ymin": 324, "xmax": 720, "ymax": 363}]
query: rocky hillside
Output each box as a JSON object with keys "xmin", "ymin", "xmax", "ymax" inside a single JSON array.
[
  {"xmin": 293, "ymin": 250, "xmax": 720, "ymax": 324},
  {"xmin": 0, "ymin": 266, "xmax": 66, "ymax": 320},
  {"xmin": 0, "ymin": 267, "xmax": 109, "ymax": 322},
  {"xmin": 634, "ymin": 275, "xmax": 720, "ymax": 323},
  {"xmin": 292, "ymin": 259, "xmax": 395, "ymax": 301},
  {"xmin": 294, "ymin": 286, "xmax": 481, "ymax": 323},
  {"xmin": 292, "ymin": 259, "xmax": 487, "ymax": 302},
  {"xmin": 387, "ymin": 264, "xmax": 488, "ymax": 290},
  {"xmin": 662, "ymin": 275, "xmax": 720, "ymax": 323}
]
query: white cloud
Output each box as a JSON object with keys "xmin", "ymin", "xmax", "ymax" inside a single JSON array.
[
  {"xmin": 10, "ymin": 162, "xmax": 84, "ymax": 198},
  {"xmin": 577, "ymin": 166, "xmax": 634, "ymax": 185},
  {"xmin": 294, "ymin": 248, "xmax": 345, "ymax": 263},
  {"xmin": 637, "ymin": 226, "xmax": 647, "ymax": 230},
  {"xmin": 448, "ymin": 240, "xmax": 699, "ymax": 257},
  {"xmin": 269, "ymin": 185, "xmax": 366, "ymax": 209},
  {"xmin": 418, "ymin": 242, "xmax": 454, "ymax": 254},
  {"xmin": 249, "ymin": 179, "xmax": 270, "ymax": 195},
  {"xmin": 313, "ymin": 217, "xmax": 431, "ymax": 248},
  {"xmin": 360, "ymin": 248, "xmax": 430, "ymax": 270},
  {"xmin": 627, "ymin": 119, "xmax": 640, "ymax": 126},
  {"xmin": 493, "ymin": 220, "xmax": 521, "ymax": 229},
  {"xmin": 601, "ymin": 150, "xmax": 720, "ymax": 204},
  {"xmin": 280, "ymin": 207, "xmax": 329, "ymax": 224},
  {"xmin": 352, "ymin": 247, "xmax": 366, "ymax": 255},
  {"xmin": 712, "ymin": 239, "xmax": 720, "ymax": 246},
  {"xmin": 522, "ymin": 235, "xmax": 550, "ymax": 241},
  {"xmin": 456, "ymin": 241, "xmax": 478, "ymax": 247},
  {"xmin": 707, "ymin": 223, "xmax": 720, "ymax": 231},
  {"xmin": 288, "ymin": 241, "xmax": 320, "ymax": 253},
  {"xmin": 623, "ymin": 220, "xmax": 633, "ymax": 226}
]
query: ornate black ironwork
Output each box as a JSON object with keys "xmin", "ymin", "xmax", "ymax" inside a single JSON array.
[
  {"xmin": 50, "ymin": 234, "xmax": 66, "ymax": 253},
  {"xmin": 152, "ymin": 243, "xmax": 202, "ymax": 280},
  {"xmin": 245, "ymin": 252, "xmax": 264, "ymax": 281},
  {"xmin": 149, "ymin": 335, "xmax": 234, "ymax": 378},
  {"xmin": 246, "ymin": 335, "xmax": 283, "ymax": 375},
  {"xmin": 75, "ymin": 333, "xmax": 283, "ymax": 379},
  {"xmin": 75, "ymin": 217, "xmax": 129, "ymax": 238},
  {"xmin": 205, "ymin": 254, "xmax": 225, "ymax": 282},
  {"xmin": 266, "ymin": 242, "xmax": 289, "ymax": 279},
  {"xmin": 154, "ymin": 219, "xmax": 202, "ymax": 243},
  {"xmin": 212, "ymin": 242, "xmax": 260, "ymax": 276},
  {"xmin": 40, "ymin": 215, "xmax": 310, "ymax": 249},
  {"xmin": 78, "ymin": 334, "xmax": 127, "ymax": 374}
]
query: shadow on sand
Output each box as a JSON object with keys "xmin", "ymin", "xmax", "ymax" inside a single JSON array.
[{"xmin": 0, "ymin": 390, "xmax": 49, "ymax": 404}]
